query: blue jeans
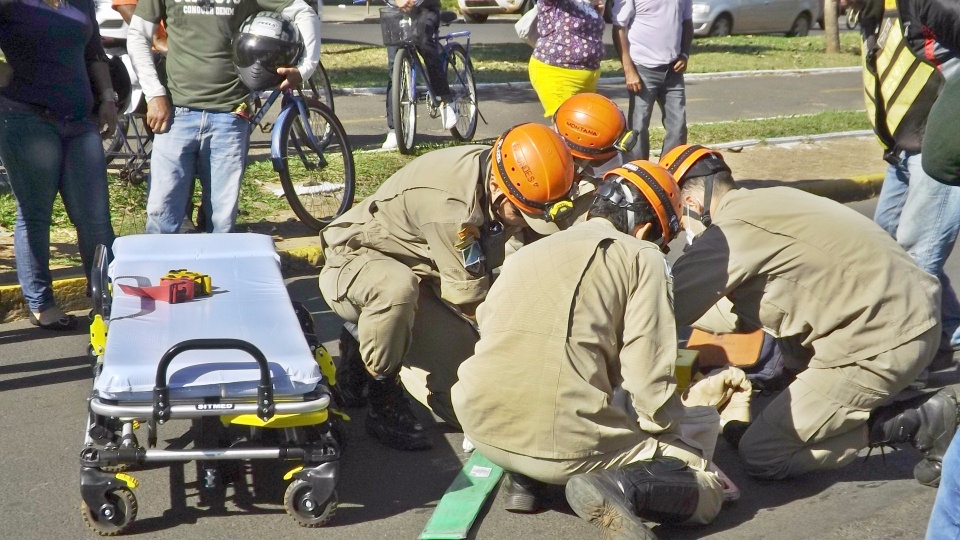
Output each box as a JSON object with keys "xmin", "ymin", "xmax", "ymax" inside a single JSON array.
[
  {"xmin": 626, "ymin": 64, "xmax": 687, "ymax": 161},
  {"xmin": 874, "ymin": 151, "xmax": 960, "ymax": 350},
  {"xmin": 0, "ymin": 103, "xmax": 115, "ymax": 313},
  {"xmin": 926, "ymin": 429, "xmax": 960, "ymax": 539},
  {"xmin": 146, "ymin": 108, "xmax": 249, "ymax": 234}
]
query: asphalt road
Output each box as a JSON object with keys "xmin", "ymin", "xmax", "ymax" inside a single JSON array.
[
  {"xmin": 317, "ymin": 70, "xmax": 865, "ymax": 151},
  {"xmin": 2, "ymin": 197, "xmax": 957, "ymax": 540},
  {"xmin": 321, "ymin": 15, "xmax": 854, "ymax": 46}
]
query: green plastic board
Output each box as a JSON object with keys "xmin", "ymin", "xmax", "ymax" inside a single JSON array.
[{"xmin": 419, "ymin": 451, "xmax": 505, "ymax": 540}]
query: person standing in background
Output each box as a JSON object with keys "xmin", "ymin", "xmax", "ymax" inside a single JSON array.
[
  {"xmin": 612, "ymin": 0, "xmax": 692, "ymax": 160},
  {"xmin": 0, "ymin": 0, "xmax": 117, "ymax": 330},
  {"xmin": 528, "ymin": 0, "xmax": 606, "ymax": 117}
]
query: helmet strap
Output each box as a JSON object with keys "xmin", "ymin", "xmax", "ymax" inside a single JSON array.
[{"xmin": 701, "ymin": 176, "xmax": 714, "ymax": 227}]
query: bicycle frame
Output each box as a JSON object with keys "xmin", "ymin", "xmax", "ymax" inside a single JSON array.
[
  {"xmin": 400, "ymin": 30, "xmax": 472, "ymax": 107},
  {"xmin": 249, "ymin": 89, "xmax": 324, "ymax": 175}
]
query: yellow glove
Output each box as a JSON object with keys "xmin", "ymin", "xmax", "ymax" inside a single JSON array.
[{"xmin": 720, "ymin": 385, "xmax": 752, "ymax": 427}]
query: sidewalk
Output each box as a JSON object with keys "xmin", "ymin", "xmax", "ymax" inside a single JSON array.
[{"xmin": 0, "ymin": 134, "xmax": 886, "ymax": 323}]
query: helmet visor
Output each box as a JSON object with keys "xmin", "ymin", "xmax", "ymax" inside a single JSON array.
[{"xmin": 234, "ymin": 35, "xmax": 299, "ymax": 69}]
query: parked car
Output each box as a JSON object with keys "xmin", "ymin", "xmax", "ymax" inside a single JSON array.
[
  {"xmin": 692, "ymin": 0, "xmax": 819, "ymax": 37},
  {"xmin": 458, "ymin": 0, "xmax": 535, "ymax": 23}
]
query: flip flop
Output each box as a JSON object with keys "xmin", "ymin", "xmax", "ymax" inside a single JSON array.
[{"xmin": 29, "ymin": 311, "xmax": 78, "ymax": 331}]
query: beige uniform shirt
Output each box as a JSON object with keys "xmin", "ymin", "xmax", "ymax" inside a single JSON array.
[
  {"xmin": 673, "ymin": 187, "xmax": 941, "ymax": 369},
  {"xmin": 320, "ymin": 145, "xmax": 501, "ymax": 306},
  {"xmin": 453, "ymin": 219, "xmax": 686, "ymax": 460}
]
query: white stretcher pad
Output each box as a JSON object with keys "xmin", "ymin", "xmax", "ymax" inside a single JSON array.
[{"xmin": 94, "ymin": 233, "xmax": 322, "ymax": 401}]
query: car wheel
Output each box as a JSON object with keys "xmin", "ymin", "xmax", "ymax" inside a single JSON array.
[
  {"xmin": 461, "ymin": 12, "xmax": 488, "ymax": 23},
  {"xmin": 787, "ymin": 13, "xmax": 811, "ymax": 36},
  {"xmin": 709, "ymin": 14, "xmax": 732, "ymax": 37}
]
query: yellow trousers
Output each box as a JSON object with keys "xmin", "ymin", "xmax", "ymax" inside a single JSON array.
[{"xmin": 528, "ymin": 57, "xmax": 600, "ymax": 117}]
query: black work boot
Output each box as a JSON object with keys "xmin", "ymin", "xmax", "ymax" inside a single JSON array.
[
  {"xmin": 366, "ymin": 376, "xmax": 433, "ymax": 451},
  {"xmin": 502, "ymin": 472, "xmax": 546, "ymax": 513},
  {"xmin": 332, "ymin": 325, "xmax": 372, "ymax": 408},
  {"xmin": 565, "ymin": 457, "xmax": 700, "ymax": 540},
  {"xmin": 867, "ymin": 389, "xmax": 960, "ymax": 487}
]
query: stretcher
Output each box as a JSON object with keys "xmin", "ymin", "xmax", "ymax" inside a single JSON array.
[{"xmin": 79, "ymin": 233, "xmax": 340, "ymax": 535}]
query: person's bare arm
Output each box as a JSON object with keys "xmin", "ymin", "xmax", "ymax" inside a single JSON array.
[
  {"xmin": 673, "ymin": 18, "xmax": 693, "ymax": 73},
  {"xmin": 88, "ymin": 60, "xmax": 118, "ymax": 137},
  {"xmin": 614, "ymin": 26, "xmax": 641, "ymax": 93},
  {"xmin": 114, "ymin": 3, "xmax": 136, "ymax": 23}
]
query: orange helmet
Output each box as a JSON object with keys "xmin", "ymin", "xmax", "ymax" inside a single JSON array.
[
  {"xmin": 553, "ymin": 93, "xmax": 635, "ymax": 161},
  {"xmin": 492, "ymin": 123, "xmax": 576, "ymax": 234},
  {"xmin": 599, "ymin": 160, "xmax": 682, "ymax": 245},
  {"xmin": 658, "ymin": 144, "xmax": 730, "ymax": 186}
]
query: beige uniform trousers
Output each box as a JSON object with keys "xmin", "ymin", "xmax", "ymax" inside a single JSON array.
[
  {"xmin": 318, "ymin": 249, "xmax": 478, "ymax": 426},
  {"xmin": 739, "ymin": 324, "xmax": 939, "ymax": 479},
  {"xmin": 471, "ymin": 434, "xmax": 724, "ymax": 525}
]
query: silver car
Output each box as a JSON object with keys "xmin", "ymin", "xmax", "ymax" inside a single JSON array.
[
  {"xmin": 692, "ymin": 0, "xmax": 819, "ymax": 37},
  {"xmin": 457, "ymin": 0, "xmax": 535, "ymax": 23}
]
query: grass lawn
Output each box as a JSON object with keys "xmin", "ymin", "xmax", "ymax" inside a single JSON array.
[
  {"xmin": 322, "ymin": 33, "xmax": 862, "ymax": 88},
  {"xmin": 0, "ymin": 108, "xmax": 868, "ymax": 245}
]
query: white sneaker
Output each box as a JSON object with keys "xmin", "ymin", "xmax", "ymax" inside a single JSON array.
[
  {"xmin": 440, "ymin": 101, "xmax": 458, "ymax": 130},
  {"xmin": 462, "ymin": 436, "xmax": 476, "ymax": 453},
  {"xmin": 381, "ymin": 131, "xmax": 398, "ymax": 150}
]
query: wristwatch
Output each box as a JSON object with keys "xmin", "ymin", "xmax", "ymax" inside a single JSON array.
[{"xmin": 101, "ymin": 89, "xmax": 119, "ymax": 103}]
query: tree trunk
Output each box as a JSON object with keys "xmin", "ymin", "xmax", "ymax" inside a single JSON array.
[{"xmin": 824, "ymin": 0, "xmax": 841, "ymax": 53}]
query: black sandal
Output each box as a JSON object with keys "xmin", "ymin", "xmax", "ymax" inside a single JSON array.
[{"xmin": 28, "ymin": 312, "xmax": 78, "ymax": 331}]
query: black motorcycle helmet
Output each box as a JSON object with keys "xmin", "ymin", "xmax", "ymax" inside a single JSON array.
[{"xmin": 233, "ymin": 12, "xmax": 303, "ymax": 91}]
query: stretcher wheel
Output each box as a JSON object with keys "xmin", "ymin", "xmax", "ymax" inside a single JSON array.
[
  {"xmin": 283, "ymin": 479, "xmax": 336, "ymax": 527},
  {"xmin": 81, "ymin": 487, "xmax": 138, "ymax": 536}
]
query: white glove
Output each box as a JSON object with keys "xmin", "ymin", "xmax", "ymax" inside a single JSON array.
[{"xmin": 682, "ymin": 366, "xmax": 751, "ymax": 409}]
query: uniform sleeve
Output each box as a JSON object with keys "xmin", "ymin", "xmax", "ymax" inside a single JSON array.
[
  {"xmin": 672, "ymin": 224, "xmax": 753, "ymax": 328},
  {"xmin": 612, "ymin": 0, "xmax": 634, "ymax": 27},
  {"xmin": 619, "ymin": 248, "xmax": 682, "ymax": 435},
  {"xmin": 421, "ymin": 220, "xmax": 491, "ymax": 306},
  {"xmin": 682, "ymin": 0, "xmax": 692, "ymax": 21}
]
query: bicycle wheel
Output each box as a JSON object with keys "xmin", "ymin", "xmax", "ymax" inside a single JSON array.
[
  {"xmin": 445, "ymin": 43, "xmax": 478, "ymax": 142},
  {"xmin": 305, "ymin": 62, "xmax": 335, "ymax": 113},
  {"xmin": 391, "ymin": 48, "xmax": 418, "ymax": 155},
  {"xmin": 103, "ymin": 114, "xmax": 130, "ymax": 166},
  {"xmin": 277, "ymin": 99, "xmax": 356, "ymax": 231}
]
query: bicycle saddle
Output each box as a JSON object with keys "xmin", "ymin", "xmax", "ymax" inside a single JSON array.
[{"xmin": 440, "ymin": 10, "xmax": 458, "ymax": 25}]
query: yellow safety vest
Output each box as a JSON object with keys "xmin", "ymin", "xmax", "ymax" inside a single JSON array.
[{"xmin": 862, "ymin": 11, "xmax": 942, "ymax": 152}]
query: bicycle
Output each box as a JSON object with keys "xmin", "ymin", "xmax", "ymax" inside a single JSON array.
[
  {"xmin": 247, "ymin": 82, "xmax": 355, "ymax": 231},
  {"xmin": 103, "ymin": 63, "xmax": 348, "ymax": 234},
  {"xmin": 380, "ymin": 5, "xmax": 479, "ymax": 154}
]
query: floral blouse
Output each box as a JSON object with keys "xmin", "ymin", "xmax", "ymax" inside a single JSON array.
[{"xmin": 532, "ymin": 0, "xmax": 605, "ymax": 71}]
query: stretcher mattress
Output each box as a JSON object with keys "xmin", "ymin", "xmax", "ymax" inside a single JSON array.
[{"xmin": 94, "ymin": 233, "xmax": 322, "ymax": 401}]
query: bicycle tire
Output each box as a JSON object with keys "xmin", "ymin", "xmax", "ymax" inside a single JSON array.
[
  {"xmin": 445, "ymin": 43, "xmax": 478, "ymax": 142},
  {"xmin": 306, "ymin": 62, "xmax": 335, "ymax": 113},
  {"xmin": 277, "ymin": 98, "xmax": 356, "ymax": 231},
  {"xmin": 103, "ymin": 114, "xmax": 130, "ymax": 165},
  {"xmin": 391, "ymin": 48, "xmax": 418, "ymax": 154}
]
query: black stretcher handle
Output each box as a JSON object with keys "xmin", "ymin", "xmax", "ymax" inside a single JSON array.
[{"xmin": 153, "ymin": 339, "xmax": 275, "ymax": 423}]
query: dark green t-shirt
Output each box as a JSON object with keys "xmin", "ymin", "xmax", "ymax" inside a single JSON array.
[{"xmin": 134, "ymin": 0, "xmax": 291, "ymax": 111}]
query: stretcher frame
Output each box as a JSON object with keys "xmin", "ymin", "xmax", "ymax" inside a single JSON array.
[{"xmin": 78, "ymin": 236, "xmax": 341, "ymax": 535}]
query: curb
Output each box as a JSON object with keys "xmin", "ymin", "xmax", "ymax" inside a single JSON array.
[
  {"xmin": 0, "ymin": 130, "xmax": 883, "ymax": 324},
  {"xmin": 333, "ymin": 66, "xmax": 863, "ymax": 96}
]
